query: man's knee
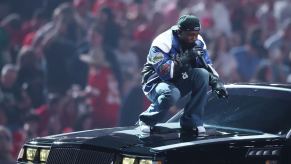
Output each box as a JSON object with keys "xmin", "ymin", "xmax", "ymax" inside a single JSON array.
[
  {"xmin": 193, "ymin": 68, "xmax": 209, "ymax": 84},
  {"xmin": 158, "ymin": 87, "xmax": 181, "ymax": 106}
]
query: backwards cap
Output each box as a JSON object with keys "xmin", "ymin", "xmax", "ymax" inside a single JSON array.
[{"xmin": 177, "ymin": 15, "xmax": 201, "ymax": 31}]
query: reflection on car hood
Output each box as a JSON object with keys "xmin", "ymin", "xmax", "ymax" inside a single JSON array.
[{"xmin": 31, "ymin": 123, "xmax": 281, "ymax": 154}]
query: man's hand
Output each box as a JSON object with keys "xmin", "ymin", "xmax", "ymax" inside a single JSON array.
[
  {"xmin": 213, "ymin": 82, "xmax": 228, "ymax": 99},
  {"xmin": 209, "ymin": 74, "xmax": 229, "ymax": 98},
  {"xmin": 177, "ymin": 50, "xmax": 197, "ymax": 66},
  {"xmin": 177, "ymin": 44, "xmax": 205, "ymax": 66},
  {"xmin": 193, "ymin": 45, "xmax": 204, "ymax": 57}
]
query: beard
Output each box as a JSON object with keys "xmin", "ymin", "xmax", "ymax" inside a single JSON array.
[{"xmin": 180, "ymin": 39, "xmax": 195, "ymax": 51}]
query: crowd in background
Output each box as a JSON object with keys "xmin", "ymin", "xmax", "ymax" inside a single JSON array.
[{"xmin": 0, "ymin": 0, "xmax": 291, "ymax": 162}]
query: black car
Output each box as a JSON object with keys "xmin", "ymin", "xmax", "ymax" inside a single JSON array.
[{"xmin": 17, "ymin": 83, "xmax": 291, "ymax": 164}]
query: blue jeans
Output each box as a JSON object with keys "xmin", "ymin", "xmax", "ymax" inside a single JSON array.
[{"xmin": 139, "ymin": 68, "xmax": 209, "ymax": 128}]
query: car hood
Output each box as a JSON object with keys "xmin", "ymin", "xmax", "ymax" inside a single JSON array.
[{"xmin": 28, "ymin": 123, "xmax": 282, "ymax": 155}]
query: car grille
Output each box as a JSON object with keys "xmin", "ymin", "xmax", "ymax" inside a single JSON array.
[{"xmin": 46, "ymin": 147, "xmax": 115, "ymax": 164}]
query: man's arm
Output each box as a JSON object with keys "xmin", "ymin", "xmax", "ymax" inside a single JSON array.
[
  {"xmin": 147, "ymin": 47, "xmax": 175, "ymax": 80},
  {"xmin": 148, "ymin": 46, "xmax": 196, "ymax": 81},
  {"xmin": 194, "ymin": 40, "xmax": 229, "ymax": 98}
]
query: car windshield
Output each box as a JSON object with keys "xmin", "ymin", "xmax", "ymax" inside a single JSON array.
[{"xmin": 169, "ymin": 86, "xmax": 291, "ymax": 135}]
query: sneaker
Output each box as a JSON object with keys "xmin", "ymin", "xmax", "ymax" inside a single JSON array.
[
  {"xmin": 197, "ymin": 126, "xmax": 206, "ymax": 136},
  {"xmin": 180, "ymin": 126, "xmax": 206, "ymax": 136},
  {"xmin": 138, "ymin": 120, "xmax": 151, "ymax": 133}
]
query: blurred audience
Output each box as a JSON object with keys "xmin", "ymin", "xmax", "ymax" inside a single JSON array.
[
  {"xmin": 231, "ymin": 27, "xmax": 264, "ymax": 82},
  {"xmin": 80, "ymin": 48, "xmax": 120, "ymax": 128},
  {"xmin": 265, "ymin": 18, "xmax": 291, "ymax": 66},
  {"xmin": 114, "ymin": 35, "xmax": 139, "ymax": 96},
  {"xmin": 0, "ymin": 0, "xmax": 291, "ymax": 160},
  {"xmin": 212, "ymin": 33, "xmax": 239, "ymax": 82},
  {"xmin": 0, "ymin": 125, "xmax": 14, "ymax": 164},
  {"xmin": 16, "ymin": 47, "xmax": 45, "ymax": 108}
]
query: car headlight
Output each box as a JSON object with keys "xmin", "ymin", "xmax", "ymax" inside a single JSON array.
[
  {"xmin": 122, "ymin": 157, "xmax": 137, "ymax": 164},
  {"xmin": 266, "ymin": 160, "xmax": 279, "ymax": 164},
  {"xmin": 26, "ymin": 148, "xmax": 37, "ymax": 161},
  {"xmin": 140, "ymin": 159, "xmax": 162, "ymax": 164},
  {"xmin": 40, "ymin": 149, "xmax": 50, "ymax": 162},
  {"xmin": 140, "ymin": 159, "xmax": 153, "ymax": 164},
  {"xmin": 122, "ymin": 156, "xmax": 162, "ymax": 164}
]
